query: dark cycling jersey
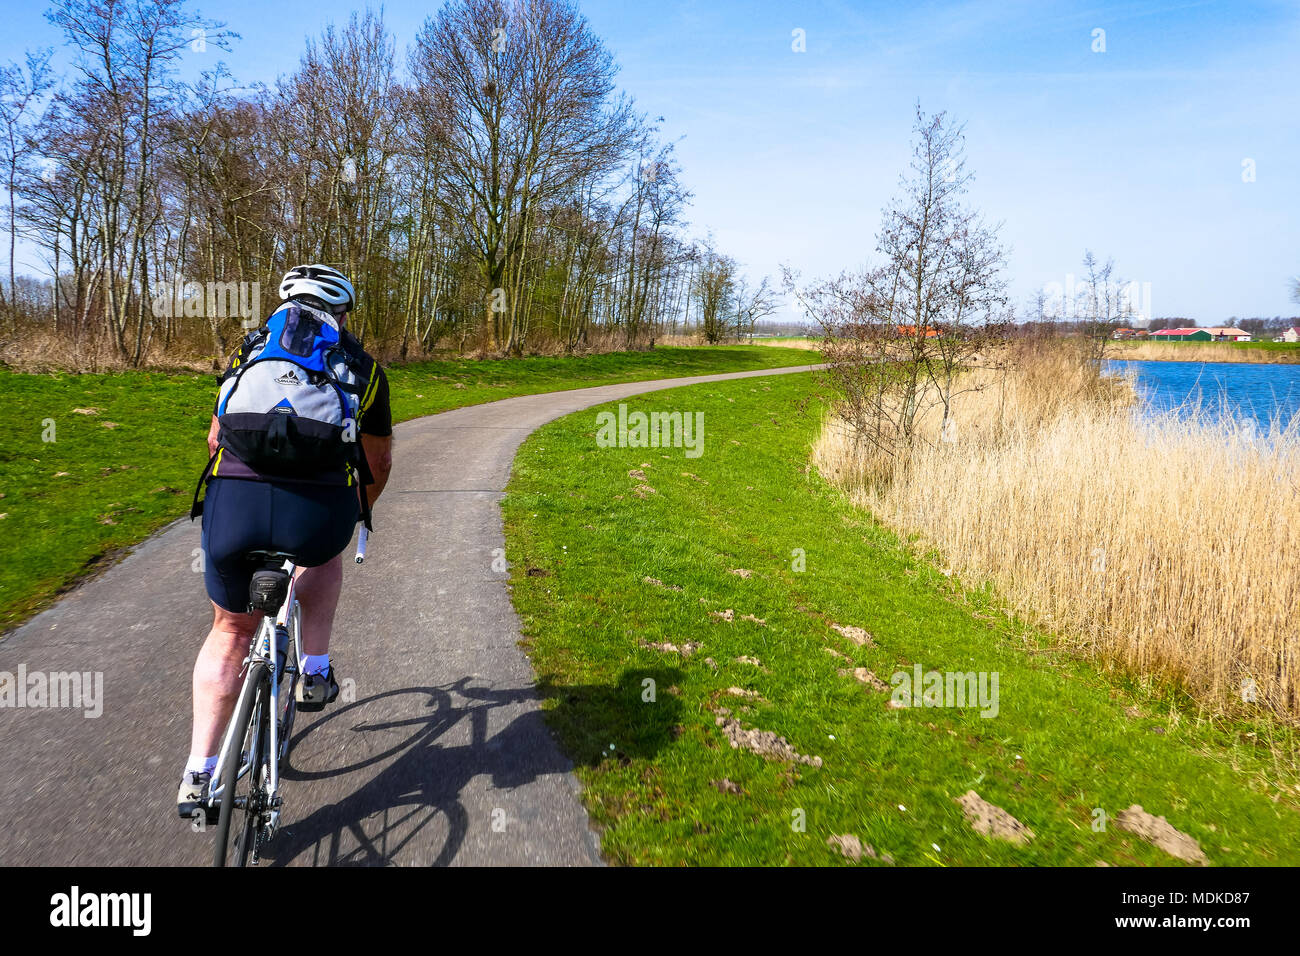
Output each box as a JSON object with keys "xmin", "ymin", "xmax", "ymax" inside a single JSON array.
[{"xmin": 208, "ymin": 325, "xmax": 392, "ymax": 487}]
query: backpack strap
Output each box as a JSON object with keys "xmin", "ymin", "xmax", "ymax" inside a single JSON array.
[
  {"xmin": 217, "ymin": 328, "xmax": 267, "ymax": 384},
  {"xmin": 326, "ymin": 344, "xmax": 369, "ymax": 396},
  {"xmin": 189, "ymin": 447, "xmax": 221, "ymax": 520},
  {"xmin": 352, "ymin": 439, "xmax": 375, "ymax": 532}
]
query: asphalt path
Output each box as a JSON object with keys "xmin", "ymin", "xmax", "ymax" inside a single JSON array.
[{"xmin": 0, "ymin": 361, "xmax": 821, "ymax": 866}]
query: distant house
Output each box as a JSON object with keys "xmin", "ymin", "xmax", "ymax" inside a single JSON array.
[
  {"xmin": 1151, "ymin": 327, "xmax": 1212, "ymax": 341},
  {"xmin": 1204, "ymin": 327, "xmax": 1252, "ymax": 342},
  {"xmin": 895, "ymin": 325, "xmax": 939, "ymax": 338},
  {"xmin": 1284, "ymin": 328, "xmax": 1300, "ymax": 343}
]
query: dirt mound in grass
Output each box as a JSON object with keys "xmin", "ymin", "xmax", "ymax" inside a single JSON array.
[
  {"xmin": 827, "ymin": 833, "xmax": 863, "ymax": 859},
  {"xmin": 955, "ymin": 790, "xmax": 1035, "ymax": 845},
  {"xmin": 1114, "ymin": 805, "xmax": 1208, "ymax": 865},
  {"xmin": 841, "ymin": 667, "xmax": 890, "ymax": 692},
  {"xmin": 715, "ymin": 716, "xmax": 822, "ymax": 767},
  {"xmin": 642, "ymin": 576, "xmax": 684, "ymax": 592},
  {"xmin": 826, "ymin": 833, "xmax": 894, "ymax": 863},
  {"xmin": 831, "ymin": 623, "xmax": 874, "ymax": 646},
  {"xmin": 641, "ymin": 640, "xmax": 701, "ymax": 657}
]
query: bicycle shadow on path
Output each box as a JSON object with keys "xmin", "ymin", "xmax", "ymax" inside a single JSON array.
[{"xmin": 265, "ymin": 667, "xmax": 682, "ymax": 866}]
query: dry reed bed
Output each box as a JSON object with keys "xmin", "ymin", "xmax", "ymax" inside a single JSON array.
[
  {"xmin": 813, "ymin": 349, "xmax": 1300, "ymax": 720},
  {"xmin": 1112, "ymin": 341, "xmax": 1300, "ymax": 365},
  {"xmin": 746, "ymin": 337, "xmax": 821, "ymax": 350}
]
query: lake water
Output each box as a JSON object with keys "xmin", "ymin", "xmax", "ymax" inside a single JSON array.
[{"xmin": 1105, "ymin": 359, "xmax": 1300, "ymax": 431}]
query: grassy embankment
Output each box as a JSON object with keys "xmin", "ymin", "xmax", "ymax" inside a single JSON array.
[
  {"xmin": 502, "ymin": 370, "xmax": 1300, "ymax": 866},
  {"xmin": 1110, "ymin": 339, "xmax": 1300, "ymax": 363},
  {"xmin": 0, "ymin": 345, "xmax": 815, "ymax": 631}
]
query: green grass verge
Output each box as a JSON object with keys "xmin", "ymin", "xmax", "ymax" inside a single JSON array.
[
  {"xmin": 501, "ymin": 371, "xmax": 1300, "ymax": 866},
  {"xmin": 0, "ymin": 346, "xmax": 816, "ymax": 631}
]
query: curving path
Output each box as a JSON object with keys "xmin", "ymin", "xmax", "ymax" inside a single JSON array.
[{"xmin": 0, "ymin": 362, "xmax": 822, "ymax": 866}]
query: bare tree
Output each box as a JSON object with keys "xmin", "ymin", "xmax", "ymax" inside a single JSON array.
[
  {"xmin": 733, "ymin": 275, "xmax": 776, "ymax": 340},
  {"xmin": 695, "ymin": 240, "xmax": 735, "ymax": 344},
  {"xmin": 411, "ymin": 0, "xmax": 636, "ymax": 353},
  {"xmin": 1076, "ymin": 250, "xmax": 1130, "ymax": 369},
  {"xmin": 0, "ymin": 48, "xmax": 54, "ymax": 324},
  {"xmin": 786, "ymin": 105, "xmax": 1010, "ymax": 464}
]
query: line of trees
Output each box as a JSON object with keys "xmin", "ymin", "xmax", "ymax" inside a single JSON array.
[{"xmin": 0, "ymin": 0, "xmax": 767, "ymax": 370}]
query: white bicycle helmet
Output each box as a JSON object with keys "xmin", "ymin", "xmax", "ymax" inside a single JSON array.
[{"xmin": 278, "ymin": 264, "xmax": 356, "ymax": 312}]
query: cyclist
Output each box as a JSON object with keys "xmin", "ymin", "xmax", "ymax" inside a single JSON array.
[{"xmin": 178, "ymin": 264, "xmax": 393, "ymax": 820}]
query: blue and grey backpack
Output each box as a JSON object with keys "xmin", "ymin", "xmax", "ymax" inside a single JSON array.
[{"xmin": 191, "ymin": 300, "xmax": 373, "ymax": 526}]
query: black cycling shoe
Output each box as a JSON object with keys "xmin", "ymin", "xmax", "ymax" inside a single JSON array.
[
  {"xmin": 177, "ymin": 771, "xmax": 218, "ymax": 824},
  {"xmin": 296, "ymin": 666, "xmax": 340, "ymax": 712}
]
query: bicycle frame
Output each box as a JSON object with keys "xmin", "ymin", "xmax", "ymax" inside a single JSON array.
[{"xmin": 208, "ymin": 558, "xmax": 300, "ymax": 839}]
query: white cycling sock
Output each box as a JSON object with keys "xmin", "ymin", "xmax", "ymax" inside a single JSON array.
[
  {"xmin": 185, "ymin": 754, "xmax": 217, "ymax": 776},
  {"xmin": 302, "ymin": 653, "xmax": 330, "ymax": 677}
]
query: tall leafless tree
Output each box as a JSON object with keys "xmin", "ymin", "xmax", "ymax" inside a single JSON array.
[{"xmin": 786, "ymin": 105, "xmax": 1010, "ymax": 463}]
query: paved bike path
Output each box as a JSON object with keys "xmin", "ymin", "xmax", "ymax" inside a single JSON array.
[{"xmin": 0, "ymin": 362, "xmax": 821, "ymax": 866}]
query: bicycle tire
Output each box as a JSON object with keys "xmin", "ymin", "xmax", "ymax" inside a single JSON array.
[
  {"xmin": 276, "ymin": 603, "xmax": 301, "ymax": 763},
  {"xmin": 213, "ymin": 661, "xmax": 271, "ymax": 867}
]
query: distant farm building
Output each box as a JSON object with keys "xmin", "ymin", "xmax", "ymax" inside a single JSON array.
[
  {"xmin": 1151, "ymin": 328, "xmax": 1212, "ymax": 341},
  {"xmin": 1204, "ymin": 327, "xmax": 1252, "ymax": 341},
  {"xmin": 1283, "ymin": 328, "xmax": 1300, "ymax": 343},
  {"xmin": 895, "ymin": 325, "xmax": 939, "ymax": 337},
  {"xmin": 1150, "ymin": 326, "xmax": 1251, "ymax": 342}
]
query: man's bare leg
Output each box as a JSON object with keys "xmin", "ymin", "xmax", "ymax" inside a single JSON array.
[
  {"xmin": 295, "ymin": 553, "xmax": 343, "ymax": 656},
  {"xmin": 292, "ymin": 554, "xmax": 344, "ymax": 710}
]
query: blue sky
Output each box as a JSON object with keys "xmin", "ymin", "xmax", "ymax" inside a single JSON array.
[{"xmin": 4, "ymin": 0, "xmax": 1298, "ymax": 321}]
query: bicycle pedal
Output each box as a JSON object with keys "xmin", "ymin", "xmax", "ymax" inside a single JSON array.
[{"xmin": 182, "ymin": 803, "xmax": 220, "ymax": 827}]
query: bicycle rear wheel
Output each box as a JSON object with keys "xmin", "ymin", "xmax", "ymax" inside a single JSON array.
[{"xmin": 213, "ymin": 662, "xmax": 271, "ymax": 867}]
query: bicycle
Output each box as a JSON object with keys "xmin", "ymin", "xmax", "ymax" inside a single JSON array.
[{"xmin": 206, "ymin": 526, "xmax": 369, "ymax": 867}]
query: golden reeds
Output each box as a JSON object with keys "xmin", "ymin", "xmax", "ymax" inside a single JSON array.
[{"xmin": 813, "ymin": 343, "xmax": 1300, "ymax": 719}]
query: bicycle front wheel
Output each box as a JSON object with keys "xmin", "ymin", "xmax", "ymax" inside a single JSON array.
[
  {"xmin": 276, "ymin": 602, "xmax": 301, "ymax": 764},
  {"xmin": 213, "ymin": 662, "xmax": 271, "ymax": 867}
]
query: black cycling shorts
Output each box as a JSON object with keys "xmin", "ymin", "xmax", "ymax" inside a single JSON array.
[{"xmin": 201, "ymin": 477, "xmax": 360, "ymax": 613}]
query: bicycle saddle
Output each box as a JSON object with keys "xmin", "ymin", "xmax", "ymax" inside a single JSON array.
[{"xmin": 245, "ymin": 550, "xmax": 297, "ymax": 569}]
